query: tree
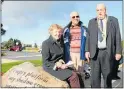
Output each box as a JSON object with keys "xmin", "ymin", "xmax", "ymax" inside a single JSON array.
[
  {"xmin": 1, "ymin": 0, "xmax": 4, "ymax": 3},
  {"xmin": 1, "ymin": 24, "xmax": 6, "ymax": 36},
  {"xmin": 24, "ymin": 44, "xmax": 32, "ymax": 47},
  {"xmin": 13, "ymin": 39, "xmax": 22, "ymax": 50},
  {"xmin": 4, "ymin": 38, "xmax": 14, "ymax": 49},
  {"xmin": 3, "ymin": 38, "xmax": 23, "ymax": 49},
  {"xmin": 1, "ymin": 0, "xmax": 6, "ymax": 56},
  {"xmin": 34, "ymin": 43, "xmax": 38, "ymax": 48},
  {"xmin": 1, "ymin": 41, "xmax": 7, "ymax": 49},
  {"xmin": 1, "ymin": 0, "xmax": 6, "ymax": 36}
]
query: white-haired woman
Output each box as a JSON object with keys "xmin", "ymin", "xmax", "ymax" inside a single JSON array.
[{"xmin": 42, "ymin": 24, "xmax": 81, "ymax": 88}]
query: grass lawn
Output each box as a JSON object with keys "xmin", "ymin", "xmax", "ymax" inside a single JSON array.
[{"xmin": 1, "ymin": 59, "xmax": 42, "ymax": 73}]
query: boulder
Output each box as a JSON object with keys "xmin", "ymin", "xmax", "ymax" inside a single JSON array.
[{"xmin": 2, "ymin": 62, "xmax": 69, "ymax": 88}]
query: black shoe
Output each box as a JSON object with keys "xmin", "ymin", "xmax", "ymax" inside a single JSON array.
[
  {"xmin": 112, "ymin": 76, "xmax": 121, "ymax": 80},
  {"xmin": 85, "ymin": 72, "xmax": 90, "ymax": 79},
  {"xmin": 118, "ymin": 70, "xmax": 121, "ymax": 72}
]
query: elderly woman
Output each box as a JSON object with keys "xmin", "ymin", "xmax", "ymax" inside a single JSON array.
[{"xmin": 41, "ymin": 24, "xmax": 80, "ymax": 88}]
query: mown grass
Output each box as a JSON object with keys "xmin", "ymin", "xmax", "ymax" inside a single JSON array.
[{"xmin": 1, "ymin": 59, "xmax": 42, "ymax": 73}]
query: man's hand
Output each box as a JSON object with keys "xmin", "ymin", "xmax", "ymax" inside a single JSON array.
[
  {"xmin": 85, "ymin": 52, "xmax": 90, "ymax": 63},
  {"xmin": 115, "ymin": 54, "xmax": 121, "ymax": 61},
  {"xmin": 60, "ymin": 64, "xmax": 68, "ymax": 69}
]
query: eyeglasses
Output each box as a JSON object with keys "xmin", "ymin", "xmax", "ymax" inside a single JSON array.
[{"xmin": 72, "ymin": 16, "xmax": 80, "ymax": 19}]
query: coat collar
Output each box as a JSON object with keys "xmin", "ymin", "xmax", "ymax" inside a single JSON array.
[
  {"xmin": 49, "ymin": 36, "xmax": 57, "ymax": 44},
  {"xmin": 106, "ymin": 16, "xmax": 113, "ymax": 38},
  {"xmin": 49, "ymin": 36, "xmax": 61, "ymax": 44},
  {"xmin": 65, "ymin": 21, "xmax": 83, "ymax": 28},
  {"xmin": 94, "ymin": 16, "xmax": 112, "ymax": 24}
]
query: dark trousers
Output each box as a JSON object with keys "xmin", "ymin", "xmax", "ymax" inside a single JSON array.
[
  {"xmin": 111, "ymin": 59, "xmax": 120, "ymax": 77},
  {"xmin": 67, "ymin": 71, "xmax": 80, "ymax": 88},
  {"xmin": 91, "ymin": 49, "xmax": 112, "ymax": 88}
]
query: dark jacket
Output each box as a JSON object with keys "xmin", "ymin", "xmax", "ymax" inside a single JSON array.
[
  {"xmin": 85, "ymin": 16, "xmax": 122, "ymax": 59},
  {"xmin": 41, "ymin": 36, "xmax": 72, "ymax": 80},
  {"xmin": 63, "ymin": 21, "xmax": 87, "ymax": 63}
]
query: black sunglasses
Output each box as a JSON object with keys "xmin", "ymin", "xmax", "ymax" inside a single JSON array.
[{"xmin": 72, "ymin": 16, "xmax": 80, "ymax": 19}]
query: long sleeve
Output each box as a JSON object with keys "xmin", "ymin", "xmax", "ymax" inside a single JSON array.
[
  {"xmin": 115, "ymin": 18, "xmax": 122, "ymax": 54},
  {"xmin": 42, "ymin": 41, "xmax": 55, "ymax": 68},
  {"xmin": 85, "ymin": 21, "xmax": 91, "ymax": 52},
  {"xmin": 63, "ymin": 28, "xmax": 71, "ymax": 63}
]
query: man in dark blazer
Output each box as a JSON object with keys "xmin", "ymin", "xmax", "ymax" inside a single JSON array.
[{"xmin": 85, "ymin": 3, "xmax": 122, "ymax": 88}]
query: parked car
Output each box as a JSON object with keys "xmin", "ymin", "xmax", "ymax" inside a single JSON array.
[{"xmin": 9, "ymin": 46, "xmax": 22, "ymax": 52}]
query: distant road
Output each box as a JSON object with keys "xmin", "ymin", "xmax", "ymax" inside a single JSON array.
[{"xmin": 2, "ymin": 51, "xmax": 42, "ymax": 60}]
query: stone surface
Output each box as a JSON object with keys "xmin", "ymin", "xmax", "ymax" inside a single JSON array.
[{"xmin": 2, "ymin": 62, "xmax": 69, "ymax": 88}]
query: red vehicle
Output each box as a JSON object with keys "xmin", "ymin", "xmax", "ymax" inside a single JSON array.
[{"xmin": 9, "ymin": 45, "xmax": 22, "ymax": 51}]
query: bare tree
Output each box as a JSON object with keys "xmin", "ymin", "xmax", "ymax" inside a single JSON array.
[
  {"xmin": 1, "ymin": 24, "xmax": 6, "ymax": 36},
  {"xmin": 1, "ymin": 0, "xmax": 4, "ymax": 3},
  {"xmin": 1, "ymin": 0, "xmax": 6, "ymax": 36}
]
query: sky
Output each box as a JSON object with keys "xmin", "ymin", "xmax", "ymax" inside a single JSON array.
[{"xmin": 1, "ymin": 1, "xmax": 123, "ymax": 47}]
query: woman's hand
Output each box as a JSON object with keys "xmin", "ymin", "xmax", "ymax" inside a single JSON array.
[
  {"xmin": 60, "ymin": 64, "xmax": 68, "ymax": 69},
  {"xmin": 56, "ymin": 62, "xmax": 62, "ymax": 68},
  {"xmin": 59, "ymin": 59, "xmax": 65, "ymax": 64}
]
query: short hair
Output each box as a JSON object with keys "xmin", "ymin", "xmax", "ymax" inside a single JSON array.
[
  {"xmin": 70, "ymin": 11, "xmax": 79, "ymax": 17},
  {"xmin": 48, "ymin": 24, "xmax": 63, "ymax": 34},
  {"xmin": 96, "ymin": 3, "xmax": 106, "ymax": 10}
]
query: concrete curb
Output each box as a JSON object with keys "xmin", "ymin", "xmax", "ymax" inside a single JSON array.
[
  {"xmin": 22, "ymin": 50, "xmax": 39, "ymax": 53},
  {"xmin": 1, "ymin": 59, "xmax": 22, "ymax": 64}
]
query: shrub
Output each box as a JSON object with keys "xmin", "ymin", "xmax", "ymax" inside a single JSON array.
[{"xmin": 1, "ymin": 52, "xmax": 6, "ymax": 56}]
